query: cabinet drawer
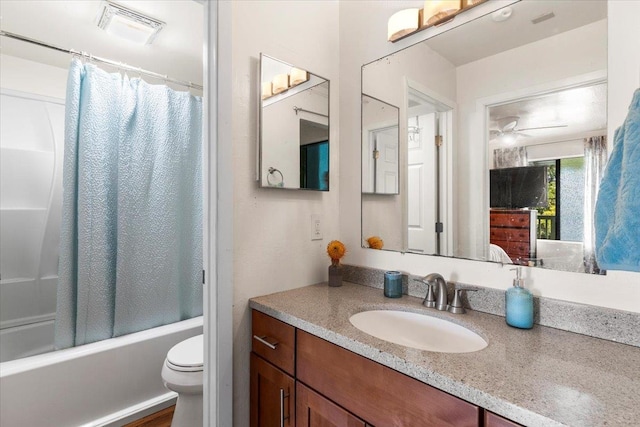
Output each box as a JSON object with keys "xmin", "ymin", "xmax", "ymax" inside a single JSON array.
[
  {"xmin": 490, "ymin": 212, "xmax": 530, "ymax": 228},
  {"xmin": 489, "ymin": 227, "xmax": 530, "ymax": 242},
  {"xmin": 252, "ymin": 310, "xmax": 295, "ymax": 376},
  {"xmin": 484, "ymin": 411, "xmax": 522, "ymax": 427},
  {"xmin": 297, "ymin": 330, "xmax": 480, "ymax": 427}
]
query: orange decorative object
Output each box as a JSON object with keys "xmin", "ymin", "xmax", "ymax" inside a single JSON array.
[
  {"xmin": 327, "ymin": 240, "xmax": 346, "ymax": 265},
  {"xmin": 367, "ymin": 236, "xmax": 384, "ymax": 250}
]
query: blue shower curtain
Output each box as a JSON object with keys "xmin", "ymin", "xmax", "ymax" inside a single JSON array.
[{"xmin": 55, "ymin": 59, "xmax": 203, "ymax": 349}]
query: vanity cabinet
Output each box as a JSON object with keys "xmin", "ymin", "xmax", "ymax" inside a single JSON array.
[
  {"xmin": 251, "ymin": 310, "xmax": 522, "ymax": 427},
  {"xmin": 489, "ymin": 209, "xmax": 537, "ymax": 264}
]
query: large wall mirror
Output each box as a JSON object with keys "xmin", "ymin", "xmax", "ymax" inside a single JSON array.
[
  {"xmin": 361, "ymin": 0, "xmax": 609, "ymax": 274},
  {"xmin": 259, "ymin": 54, "xmax": 330, "ymax": 191}
]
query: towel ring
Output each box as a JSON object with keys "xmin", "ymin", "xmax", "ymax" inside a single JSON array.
[{"xmin": 267, "ymin": 167, "xmax": 284, "ymax": 187}]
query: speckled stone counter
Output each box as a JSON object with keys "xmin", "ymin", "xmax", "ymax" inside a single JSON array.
[{"xmin": 249, "ymin": 282, "xmax": 640, "ymax": 427}]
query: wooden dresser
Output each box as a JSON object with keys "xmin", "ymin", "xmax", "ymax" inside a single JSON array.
[{"xmin": 489, "ymin": 209, "xmax": 537, "ymax": 265}]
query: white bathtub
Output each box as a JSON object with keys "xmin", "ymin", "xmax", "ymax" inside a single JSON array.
[{"xmin": 0, "ymin": 316, "xmax": 203, "ymax": 427}]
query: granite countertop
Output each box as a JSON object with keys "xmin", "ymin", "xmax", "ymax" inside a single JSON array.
[{"xmin": 249, "ymin": 281, "xmax": 640, "ymax": 427}]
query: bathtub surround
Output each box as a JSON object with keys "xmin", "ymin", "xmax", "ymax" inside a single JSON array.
[
  {"xmin": 55, "ymin": 60, "xmax": 203, "ymax": 349},
  {"xmin": 0, "ymin": 88, "xmax": 65, "ymax": 362},
  {"xmin": 343, "ymin": 264, "xmax": 640, "ymax": 347}
]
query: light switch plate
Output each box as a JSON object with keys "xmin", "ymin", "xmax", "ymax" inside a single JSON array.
[{"xmin": 311, "ymin": 214, "xmax": 322, "ymax": 240}]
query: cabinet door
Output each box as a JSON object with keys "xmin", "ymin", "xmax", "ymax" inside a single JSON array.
[
  {"xmin": 297, "ymin": 330, "xmax": 480, "ymax": 427},
  {"xmin": 296, "ymin": 382, "xmax": 366, "ymax": 427},
  {"xmin": 251, "ymin": 353, "xmax": 295, "ymax": 427},
  {"xmin": 484, "ymin": 411, "xmax": 522, "ymax": 427}
]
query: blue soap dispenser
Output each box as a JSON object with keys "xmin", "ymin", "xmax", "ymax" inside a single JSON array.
[{"xmin": 505, "ymin": 267, "xmax": 534, "ymax": 329}]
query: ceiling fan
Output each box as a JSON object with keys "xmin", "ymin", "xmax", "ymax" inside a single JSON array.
[{"xmin": 490, "ymin": 116, "xmax": 567, "ymax": 139}]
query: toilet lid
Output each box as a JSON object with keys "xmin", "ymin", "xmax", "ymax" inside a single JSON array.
[{"xmin": 167, "ymin": 334, "xmax": 203, "ymax": 371}]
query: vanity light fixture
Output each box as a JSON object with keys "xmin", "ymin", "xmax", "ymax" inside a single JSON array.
[
  {"xmin": 388, "ymin": 8, "xmax": 420, "ymax": 42},
  {"xmin": 261, "ymin": 82, "xmax": 273, "ymax": 100},
  {"xmin": 272, "ymin": 73, "xmax": 289, "ymax": 95},
  {"xmin": 97, "ymin": 1, "xmax": 165, "ymax": 45},
  {"xmin": 290, "ymin": 67, "xmax": 309, "ymax": 87},
  {"xmin": 423, "ymin": 0, "xmax": 461, "ymax": 26},
  {"xmin": 388, "ymin": 0, "xmax": 488, "ymax": 43}
]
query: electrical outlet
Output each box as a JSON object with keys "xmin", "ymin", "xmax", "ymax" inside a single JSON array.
[{"xmin": 311, "ymin": 214, "xmax": 323, "ymax": 240}]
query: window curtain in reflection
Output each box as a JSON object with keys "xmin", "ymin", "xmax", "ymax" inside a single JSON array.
[
  {"xmin": 55, "ymin": 59, "xmax": 203, "ymax": 349},
  {"xmin": 493, "ymin": 146, "xmax": 528, "ymax": 168},
  {"xmin": 583, "ymin": 135, "xmax": 607, "ymax": 274}
]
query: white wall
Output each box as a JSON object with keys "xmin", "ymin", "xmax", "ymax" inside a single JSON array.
[
  {"xmin": 338, "ymin": 1, "xmax": 640, "ymax": 313},
  {"xmin": 230, "ymin": 1, "xmax": 340, "ymax": 426},
  {"xmin": 0, "ymin": 54, "xmax": 68, "ymax": 99}
]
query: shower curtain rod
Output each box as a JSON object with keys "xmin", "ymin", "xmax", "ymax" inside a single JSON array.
[
  {"xmin": 293, "ymin": 106, "xmax": 329, "ymax": 118},
  {"xmin": 0, "ymin": 30, "xmax": 203, "ymax": 91}
]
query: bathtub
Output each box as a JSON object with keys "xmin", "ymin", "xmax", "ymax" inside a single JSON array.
[
  {"xmin": 0, "ymin": 319, "xmax": 55, "ymax": 363},
  {"xmin": 0, "ymin": 316, "xmax": 203, "ymax": 427}
]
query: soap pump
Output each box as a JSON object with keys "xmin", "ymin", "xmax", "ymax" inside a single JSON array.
[{"xmin": 505, "ymin": 267, "xmax": 534, "ymax": 329}]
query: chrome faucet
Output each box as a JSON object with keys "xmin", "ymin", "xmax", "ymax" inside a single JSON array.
[{"xmin": 419, "ymin": 273, "xmax": 449, "ymax": 311}]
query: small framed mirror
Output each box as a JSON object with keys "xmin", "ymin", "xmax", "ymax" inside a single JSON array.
[
  {"xmin": 258, "ymin": 53, "xmax": 330, "ymax": 191},
  {"xmin": 361, "ymin": 94, "xmax": 400, "ymax": 195}
]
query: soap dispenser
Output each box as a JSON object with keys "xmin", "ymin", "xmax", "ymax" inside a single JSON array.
[{"xmin": 505, "ymin": 267, "xmax": 534, "ymax": 329}]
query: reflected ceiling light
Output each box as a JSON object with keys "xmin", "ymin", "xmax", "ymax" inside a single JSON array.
[
  {"xmin": 423, "ymin": 0, "xmax": 461, "ymax": 26},
  {"xmin": 261, "ymin": 82, "xmax": 273, "ymax": 100},
  {"xmin": 290, "ymin": 67, "xmax": 309, "ymax": 86},
  {"xmin": 97, "ymin": 1, "xmax": 165, "ymax": 45},
  {"xmin": 272, "ymin": 74, "xmax": 289, "ymax": 95},
  {"xmin": 500, "ymin": 133, "xmax": 517, "ymax": 144},
  {"xmin": 388, "ymin": 8, "xmax": 420, "ymax": 42}
]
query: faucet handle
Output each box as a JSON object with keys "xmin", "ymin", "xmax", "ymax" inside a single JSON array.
[
  {"xmin": 423, "ymin": 282, "xmax": 437, "ymax": 308},
  {"xmin": 447, "ymin": 288, "xmax": 477, "ymax": 314},
  {"xmin": 414, "ymin": 278, "xmax": 437, "ymax": 307}
]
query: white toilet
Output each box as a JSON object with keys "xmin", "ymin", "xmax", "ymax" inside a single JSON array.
[{"xmin": 161, "ymin": 334, "xmax": 204, "ymax": 427}]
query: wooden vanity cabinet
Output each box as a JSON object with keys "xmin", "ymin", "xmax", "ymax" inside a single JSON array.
[
  {"xmin": 251, "ymin": 311, "xmax": 296, "ymax": 427},
  {"xmin": 251, "ymin": 310, "xmax": 521, "ymax": 427}
]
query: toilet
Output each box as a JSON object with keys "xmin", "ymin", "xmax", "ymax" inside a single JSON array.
[{"xmin": 161, "ymin": 334, "xmax": 204, "ymax": 427}]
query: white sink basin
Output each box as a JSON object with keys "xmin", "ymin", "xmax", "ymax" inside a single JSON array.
[{"xmin": 349, "ymin": 310, "xmax": 487, "ymax": 353}]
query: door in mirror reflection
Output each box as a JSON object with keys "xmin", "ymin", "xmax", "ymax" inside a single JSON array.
[{"xmin": 361, "ymin": 94, "xmax": 399, "ymax": 194}]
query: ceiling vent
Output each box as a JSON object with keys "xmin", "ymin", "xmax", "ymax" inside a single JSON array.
[
  {"xmin": 97, "ymin": 1, "xmax": 165, "ymax": 45},
  {"xmin": 531, "ymin": 12, "xmax": 556, "ymax": 25}
]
